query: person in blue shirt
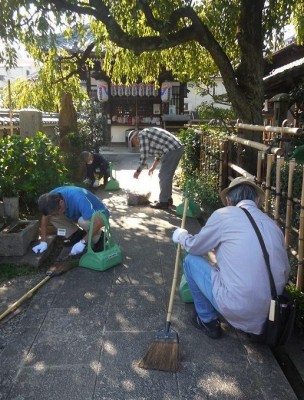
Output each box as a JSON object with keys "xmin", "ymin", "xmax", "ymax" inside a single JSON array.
[{"xmin": 32, "ymin": 186, "xmax": 110, "ymax": 256}]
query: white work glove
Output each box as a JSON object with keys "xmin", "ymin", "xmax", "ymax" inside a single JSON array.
[
  {"xmin": 93, "ymin": 179, "xmax": 100, "ymax": 188},
  {"xmin": 172, "ymin": 228, "xmax": 188, "ymax": 244},
  {"xmin": 32, "ymin": 241, "xmax": 48, "ymax": 254},
  {"xmin": 83, "ymin": 178, "xmax": 91, "ymax": 185},
  {"xmin": 70, "ymin": 240, "xmax": 86, "ymax": 256}
]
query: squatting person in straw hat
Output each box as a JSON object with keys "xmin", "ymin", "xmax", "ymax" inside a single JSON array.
[
  {"xmin": 32, "ymin": 186, "xmax": 110, "ymax": 256},
  {"xmin": 172, "ymin": 177, "xmax": 290, "ymax": 339},
  {"xmin": 131, "ymin": 127, "xmax": 184, "ymax": 209}
]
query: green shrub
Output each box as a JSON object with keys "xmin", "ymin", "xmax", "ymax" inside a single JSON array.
[
  {"xmin": 78, "ymin": 99, "xmax": 109, "ymax": 151},
  {"xmin": 197, "ymin": 101, "xmax": 236, "ymax": 122},
  {"xmin": 0, "ymin": 133, "xmax": 67, "ymax": 213},
  {"xmin": 286, "ymin": 284, "xmax": 304, "ymax": 335},
  {"xmin": 177, "ymin": 128, "xmax": 201, "ymax": 191},
  {"xmin": 178, "ymin": 126, "xmax": 224, "ymax": 213}
]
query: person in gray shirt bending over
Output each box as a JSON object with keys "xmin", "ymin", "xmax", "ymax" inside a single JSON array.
[{"xmin": 173, "ymin": 177, "xmax": 290, "ymax": 339}]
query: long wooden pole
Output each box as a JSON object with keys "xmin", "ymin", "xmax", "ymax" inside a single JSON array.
[
  {"xmin": 264, "ymin": 154, "xmax": 275, "ymax": 214},
  {"xmin": 0, "ymin": 276, "xmax": 51, "ymax": 321},
  {"xmin": 256, "ymin": 151, "xmax": 263, "ymax": 187},
  {"xmin": 285, "ymin": 159, "xmax": 296, "ymax": 248},
  {"xmin": 228, "ymin": 135, "xmax": 283, "ymax": 156},
  {"xmin": 296, "ymin": 165, "xmax": 304, "ymax": 290},
  {"xmin": 274, "ymin": 156, "xmax": 284, "ymax": 224},
  {"xmin": 235, "ymin": 122, "xmax": 303, "ymax": 136}
]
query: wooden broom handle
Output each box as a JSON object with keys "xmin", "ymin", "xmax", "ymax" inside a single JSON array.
[
  {"xmin": 166, "ymin": 196, "xmax": 189, "ymax": 324},
  {"xmin": 0, "ymin": 276, "xmax": 51, "ymax": 322}
]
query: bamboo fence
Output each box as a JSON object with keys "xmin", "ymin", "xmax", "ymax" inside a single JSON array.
[{"xmin": 200, "ymin": 123, "xmax": 304, "ymax": 290}]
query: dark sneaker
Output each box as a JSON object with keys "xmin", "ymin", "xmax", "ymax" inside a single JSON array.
[
  {"xmin": 63, "ymin": 228, "xmax": 86, "ymax": 247},
  {"xmin": 191, "ymin": 314, "xmax": 222, "ymax": 339},
  {"xmin": 168, "ymin": 197, "xmax": 173, "ymax": 206},
  {"xmin": 150, "ymin": 202, "xmax": 169, "ymax": 209}
]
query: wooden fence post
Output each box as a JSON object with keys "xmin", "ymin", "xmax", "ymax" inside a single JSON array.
[
  {"xmin": 265, "ymin": 153, "xmax": 275, "ymax": 214},
  {"xmin": 257, "ymin": 151, "xmax": 263, "ymax": 187},
  {"xmin": 285, "ymin": 159, "xmax": 296, "ymax": 248},
  {"xmin": 220, "ymin": 140, "xmax": 229, "ymax": 192},
  {"xmin": 297, "ymin": 165, "xmax": 304, "ymax": 290},
  {"xmin": 274, "ymin": 156, "xmax": 284, "ymax": 225}
]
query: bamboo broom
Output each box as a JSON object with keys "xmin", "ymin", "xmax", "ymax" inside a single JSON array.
[{"xmin": 138, "ymin": 196, "xmax": 189, "ymax": 372}]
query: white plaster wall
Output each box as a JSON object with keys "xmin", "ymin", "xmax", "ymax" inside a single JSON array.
[
  {"xmin": 110, "ymin": 125, "xmax": 130, "ymax": 143},
  {"xmin": 185, "ymin": 78, "xmax": 230, "ymax": 113}
]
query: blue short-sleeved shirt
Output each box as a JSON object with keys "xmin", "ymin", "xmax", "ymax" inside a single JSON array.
[{"xmin": 50, "ymin": 186, "xmax": 110, "ymax": 221}]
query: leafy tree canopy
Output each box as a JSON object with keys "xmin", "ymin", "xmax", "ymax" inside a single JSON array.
[
  {"xmin": 0, "ymin": 0, "xmax": 302, "ymax": 124},
  {"xmin": 1, "ymin": 51, "xmax": 88, "ymax": 112}
]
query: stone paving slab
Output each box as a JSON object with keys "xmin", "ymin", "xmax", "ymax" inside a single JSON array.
[
  {"xmin": 0, "ymin": 149, "xmax": 299, "ymax": 400},
  {"xmin": 0, "ymin": 235, "xmax": 56, "ymax": 268}
]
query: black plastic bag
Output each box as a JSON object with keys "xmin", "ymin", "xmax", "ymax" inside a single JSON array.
[{"xmin": 264, "ymin": 292, "xmax": 296, "ymax": 348}]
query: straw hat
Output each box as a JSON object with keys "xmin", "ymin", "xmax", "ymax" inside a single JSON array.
[{"xmin": 220, "ymin": 176, "xmax": 265, "ymax": 205}]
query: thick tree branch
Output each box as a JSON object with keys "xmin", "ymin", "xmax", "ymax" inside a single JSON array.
[{"xmin": 45, "ymin": 0, "xmax": 239, "ymax": 96}]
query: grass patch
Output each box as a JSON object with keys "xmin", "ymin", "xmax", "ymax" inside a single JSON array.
[{"xmin": 0, "ymin": 263, "xmax": 39, "ymax": 283}]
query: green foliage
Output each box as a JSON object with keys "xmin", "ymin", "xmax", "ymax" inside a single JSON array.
[
  {"xmin": 197, "ymin": 101, "xmax": 236, "ymax": 122},
  {"xmin": 0, "ymin": 51, "xmax": 88, "ymax": 112},
  {"xmin": 292, "ymin": 2, "xmax": 304, "ymax": 45},
  {"xmin": 0, "ymin": 263, "xmax": 40, "ymax": 283},
  {"xmin": 178, "ymin": 128, "xmax": 201, "ymax": 178},
  {"xmin": 0, "ymin": 133, "xmax": 67, "ymax": 212},
  {"xmin": 178, "ymin": 127, "xmax": 222, "ymax": 213},
  {"xmin": 0, "ymin": 1, "xmax": 302, "ymax": 124},
  {"xmin": 286, "ymin": 284, "xmax": 304, "ymax": 334},
  {"xmin": 78, "ymin": 99, "xmax": 109, "ymax": 151}
]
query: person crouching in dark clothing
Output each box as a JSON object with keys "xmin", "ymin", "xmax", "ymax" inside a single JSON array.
[{"xmin": 80, "ymin": 151, "xmax": 110, "ymax": 188}]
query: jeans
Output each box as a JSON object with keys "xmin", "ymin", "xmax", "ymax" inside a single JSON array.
[{"xmin": 184, "ymin": 254, "xmax": 220, "ymax": 323}]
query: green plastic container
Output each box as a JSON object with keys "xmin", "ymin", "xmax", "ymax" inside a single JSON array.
[
  {"xmin": 105, "ymin": 162, "xmax": 120, "ymax": 191},
  {"xmin": 79, "ymin": 211, "xmax": 122, "ymax": 271},
  {"xmin": 176, "ymin": 198, "xmax": 201, "ymax": 218},
  {"xmin": 179, "ymin": 273, "xmax": 193, "ymax": 303}
]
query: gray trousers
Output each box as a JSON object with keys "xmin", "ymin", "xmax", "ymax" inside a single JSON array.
[
  {"xmin": 158, "ymin": 145, "xmax": 184, "ymax": 202},
  {"xmin": 50, "ymin": 215, "xmax": 101, "ymax": 244}
]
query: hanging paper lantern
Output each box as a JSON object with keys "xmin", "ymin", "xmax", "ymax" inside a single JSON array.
[
  {"xmin": 161, "ymin": 81, "xmax": 172, "ymax": 102},
  {"xmin": 96, "ymin": 80, "xmax": 109, "ymax": 102},
  {"xmin": 117, "ymin": 85, "xmax": 124, "ymax": 96},
  {"xmin": 145, "ymin": 84, "xmax": 152, "ymax": 97},
  {"xmin": 152, "ymin": 86, "xmax": 159, "ymax": 97},
  {"xmin": 111, "ymin": 84, "xmax": 117, "ymax": 96},
  {"xmin": 131, "ymin": 83, "xmax": 138, "ymax": 96},
  {"xmin": 124, "ymin": 85, "xmax": 131, "ymax": 96},
  {"xmin": 138, "ymin": 83, "xmax": 145, "ymax": 97}
]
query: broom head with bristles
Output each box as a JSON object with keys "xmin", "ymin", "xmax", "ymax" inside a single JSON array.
[{"xmin": 138, "ymin": 329, "xmax": 179, "ymax": 372}]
